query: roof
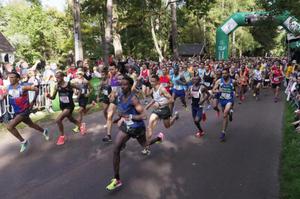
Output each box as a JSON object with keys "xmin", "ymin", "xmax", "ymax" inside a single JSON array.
[
  {"xmin": 0, "ymin": 32, "xmax": 15, "ymax": 53},
  {"xmin": 178, "ymin": 43, "xmax": 205, "ymax": 56}
]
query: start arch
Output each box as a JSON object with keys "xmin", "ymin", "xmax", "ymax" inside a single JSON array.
[{"xmin": 216, "ymin": 11, "xmax": 300, "ymax": 60}]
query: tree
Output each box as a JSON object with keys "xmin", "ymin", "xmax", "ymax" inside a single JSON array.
[{"xmin": 68, "ymin": 0, "xmax": 83, "ymax": 62}]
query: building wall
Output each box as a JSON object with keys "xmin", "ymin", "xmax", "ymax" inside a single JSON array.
[{"xmin": 0, "ymin": 53, "xmax": 15, "ymax": 63}]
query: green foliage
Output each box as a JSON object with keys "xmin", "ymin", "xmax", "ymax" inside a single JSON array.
[
  {"xmin": 280, "ymin": 103, "xmax": 300, "ymax": 199},
  {"xmin": 0, "ymin": 1, "xmax": 73, "ymax": 64}
]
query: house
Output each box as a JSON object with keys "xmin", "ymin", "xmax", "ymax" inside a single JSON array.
[
  {"xmin": 0, "ymin": 32, "xmax": 15, "ymax": 63},
  {"xmin": 178, "ymin": 43, "xmax": 206, "ymax": 57}
]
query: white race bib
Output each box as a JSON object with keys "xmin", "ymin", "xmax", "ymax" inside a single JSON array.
[
  {"xmin": 60, "ymin": 96, "xmax": 70, "ymax": 103},
  {"xmin": 9, "ymin": 89, "xmax": 21, "ymax": 98},
  {"xmin": 221, "ymin": 93, "xmax": 231, "ymax": 100},
  {"xmin": 102, "ymin": 90, "xmax": 108, "ymax": 96}
]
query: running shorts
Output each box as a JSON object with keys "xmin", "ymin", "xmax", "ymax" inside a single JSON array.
[{"xmin": 152, "ymin": 106, "xmax": 172, "ymax": 120}]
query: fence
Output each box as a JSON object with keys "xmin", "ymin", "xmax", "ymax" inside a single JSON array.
[{"xmin": 0, "ymin": 83, "xmax": 52, "ymax": 122}]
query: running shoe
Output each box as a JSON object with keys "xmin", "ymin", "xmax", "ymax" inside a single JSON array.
[
  {"xmin": 106, "ymin": 178, "xmax": 122, "ymax": 191},
  {"xmin": 56, "ymin": 136, "xmax": 65, "ymax": 145},
  {"xmin": 72, "ymin": 126, "xmax": 79, "ymax": 133},
  {"xmin": 43, "ymin": 129, "xmax": 50, "ymax": 141},
  {"xmin": 253, "ymin": 93, "xmax": 256, "ymax": 97},
  {"xmin": 20, "ymin": 140, "xmax": 29, "ymax": 153},
  {"xmin": 141, "ymin": 148, "xmax": 151, "ymax": 155},
  {"xmin": 184, "ymin": 106, "xmax": 189, "ymax": 111},
  {"xmin": 274, "ymin": 97, "xmax": 278, "ymax": 103},
  {"xmin": 195, "ymin": 131, "xmax": 205, "ymax": 138},
  {"xmin": 219, "ymin": 132, "xmax": 226, "ymax": 142},
  {"xmin": 103, "ymin": 124, "xmax": 108, "ymax": 128},
  {"xmin": 202, "ymin": 112, "xmax": 207, "ymax": 122},
  {"xmin": 156, "ymin": 132, "xmax": 165, "ymax": 143},
  {"xmin": 102, "ymin": 135, "xmax": 112, "ymax": 143},
  {"xmin": 174, "ymin": 111, "xmax": 179, "ymax": 120},
  {"xmin": 229, "ymin": 109, "xmax": 233, "ymax": 122},
  {"xmin": 80, "ymin": 123, "xmax": 86, "ymax": 135}
]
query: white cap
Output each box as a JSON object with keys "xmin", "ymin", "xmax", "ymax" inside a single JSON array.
[{"xmin": 292, "ymin": 60, "xmax": 297, "ymax": 64}]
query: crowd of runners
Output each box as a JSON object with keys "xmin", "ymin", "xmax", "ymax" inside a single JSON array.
[{"xmin": 0, "ymin": 56, "xmax": 298, "ymax": 190}]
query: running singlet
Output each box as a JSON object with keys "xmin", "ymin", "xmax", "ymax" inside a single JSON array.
[
  {"xmin": 8, "ymin": 84, "xmax": 30, "ymax": 114},
  {"xmin": 159, "ymin": 75, "xmax": 171, "ymax": 93},
  {"xmin": 153, "ymin": 85, "xmax": 168, "ymax": 106},
  {"xmin": 172, "ymin": 75, "xmax": 184, "ymax": 90},
  {"xmin": 58, "ymin": 82, "xmax": 74, "ymax": 109},
  {"xmin": 203, "ymin": 72, "xmax": 214, "ymax": 88},
  {"xmin": 117, "ymin": 93, "xmax": 145, "ymax": 129},
  {"xmin": 219, "ymin": 78, "xmax": 234, "ymax": 100},
  {"xmin": 109, "ymin": 75, "xmax": 120, "ymax": 92},
  {"xmin": 253, "ymin": 69, "xmax": 262, "ymax": 81},
  {"xmin": 190, "ymin": 85, "xmax": 203, "ymax": 107},
  {"xmin": 272, "ymin": 68, "xmax": 283, "ymax": 84},
  {"xmin": 141, "ymin": 69, "xmax": 149, "ymax": 80}
]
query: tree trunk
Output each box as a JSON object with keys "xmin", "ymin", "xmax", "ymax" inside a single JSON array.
[
  {"xmin": 112, "ymin": 3, "xmax": 123, "ymax": 60},
  {"xmin": 170, "ymin": 1, "xmax": 179, "ymax": 60},
  {"xmin": 150, "ymin": 17, "xmax": 164, "ymax": 62},
  {"xmin": 69, "ymin": 0, "xmax": 83, "ymax": 62},
  {"xmin": 104, "ymin": 0, "xmax": 113, "ymax": 67}
]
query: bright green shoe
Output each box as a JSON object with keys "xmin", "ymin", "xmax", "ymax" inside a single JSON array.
[
  {"xmin": 72, "ymin": 126, "xmax": 79, "ymax": 133},
  {"xmin": 43, "ymin": 129, "xmax": 50, "ymax": 141},
  {"xmin": 106, "ymin": 178, "xmax": 122, "ymax": 191},
  {"xmin": 20, "ymin": 140, "xmax": 29, "ymax": 153}
]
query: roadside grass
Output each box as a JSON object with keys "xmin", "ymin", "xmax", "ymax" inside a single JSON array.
[
  {"xmin": 0, "ymin": 104, "xmax": 103, "ymax": 132},
  {"xmin": 280, "ymin": 103, "xmax": 300, "ymax": 199}
]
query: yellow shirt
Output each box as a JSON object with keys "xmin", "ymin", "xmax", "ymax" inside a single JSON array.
[{"xmin": 285, "ymin": 65, "xmax": 294, "ymax": 77}]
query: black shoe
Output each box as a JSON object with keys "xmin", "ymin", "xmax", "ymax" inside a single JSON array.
[
  {"xmin": 229, "ymin": 110, "xmax": 233, "ymax": 122},
  {"xmin": 102, "ymin": 135, "xmax": 112, "ymax": 143}
]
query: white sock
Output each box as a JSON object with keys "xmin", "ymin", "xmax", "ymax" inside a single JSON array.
[{"xmin": 21, "ymin": 140, "xmax": 27, "ymax": 144}]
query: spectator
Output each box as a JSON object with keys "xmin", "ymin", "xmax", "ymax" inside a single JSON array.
[{"xmin": 66, "ymin": 63, "xmax": 77, "ymax": 80}]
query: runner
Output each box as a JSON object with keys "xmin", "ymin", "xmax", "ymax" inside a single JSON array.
[
  {"xmin": 71, "ymin": 69, "xmax": 94, "ymax": 134},
  {"xmin": 212, "ymin": 69, "xmax": 222, "ymax": 117},
  {"xmin": 189, "ymin": 75, "xmax": 210, "ymax": 137},
  {"xmin": 159, "ymin": 67, "xmax": 172, "ymax": 94},
  {"xmin": 270, "ymin": 61, "xmax": 284, "ymax": 103},
  {"xmin": 170, "ymin": 66, "xmax": 187, "ymax": 113},
  {"xmin": 106, "ymin": 75, "xmax": 163, "ymax": 191},
  {"xmin": 102, "ymin": 64, "xmax": 122, "ymax": 143},
  {"xmin": 143, "ymin": 74, "xmax": 179, "ymax": 155},
  {"xmin": 238, "ymin": 65, "xmax": 249, "ymax": 104},
  {"xmin": 3, "ymin": 71, "xmax": 49, "ymax": 152},
  {"xmin": 98, "ymin": 68, "xmax": 112, "ymax": 128},
  {"xmin": 251, "ymin": 64, "xmax": 263, "ymax": 101},
  {"xmin": 138, "ymin": 63, "xmax": 151, "ymax": 101},
  {"xmin": 46, "ymin": 71, "xmax": 83, "ymax": 145},
  {"xmin": 213, "ymin": 69, "xmax": 236, "ymax": 142}
]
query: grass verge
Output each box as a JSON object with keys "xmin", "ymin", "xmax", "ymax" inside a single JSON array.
[
  {"xmin": 0, "ymin": 104, "xmax": 103, "ymax": 131},
  {"xmin": 280, "ymin": 103, "xmax": 300, "ymax": 199}
]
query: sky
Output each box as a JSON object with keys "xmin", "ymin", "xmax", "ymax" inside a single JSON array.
[{"xmin": 1, "ymin": 0, "xmax": 66, "ymax": 12}]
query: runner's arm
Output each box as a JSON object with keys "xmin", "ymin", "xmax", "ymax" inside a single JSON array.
[
  {"xmin": 212, "ymin": 79, "xmax": 221, "ymax": 93},
  {"xmin": 123, "ymin": 95, "xmax": 146, "ymax": 120},
  {"xmin": 46, "ymin": 86, "xmax": 57, "ymax": 100},
  {"xmin": 160, "ymin": 87, "xmax": 174, "ymax": 104},
  {"xmin": 200, "ymin": 87, "xmax": 210, "ymax": 105}
]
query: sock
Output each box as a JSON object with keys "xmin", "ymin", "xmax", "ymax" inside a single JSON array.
[{"xmin": 21, "ymin": 140, "xmax": 27, "ymax": 144}]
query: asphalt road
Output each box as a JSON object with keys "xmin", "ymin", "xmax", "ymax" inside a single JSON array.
[{"xmin": 0, "ymin": 89, "xmax": 284, "ymax": 199}]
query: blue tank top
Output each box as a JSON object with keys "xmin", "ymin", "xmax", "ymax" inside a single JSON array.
[
  {"xmin": 219, "ymin": 78, "xmax": 234, "ymax": 100},
  {"xmin": 117, "ymin": 93, "xmax": 145, "ymax": 128},
  {"xmin": 172, "ymin": 75, "xmax": 184, "ymax": 90}
]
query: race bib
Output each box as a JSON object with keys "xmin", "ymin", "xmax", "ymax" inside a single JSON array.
[
  {"xmin": 9, "ymin": 89, "xmax": 21, "ymax": 98},
  {"xmin": 124, "ymin": 119, "xmax": 134, "ymax": 127},
  {"xmin": 221, "ymin": 93, "xmax": 231, "ymax": 100},
  {"xmin": 102, "ymin": 89, "xmax": 108, "ymax": 96},
  {"xmin": 204, "ymin": 82, "xmax": 210, "ymax": 87},
  {"xmin": 191, "ymin": 91, "xmax": 200, "ymax": 98},
  {"xmin": 274, "ymin": 77, "xmax": 279, "ymax": 82},
  {"xmin": 60, "ymin": 96, "xmax": 70, "ymax": 103}
]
